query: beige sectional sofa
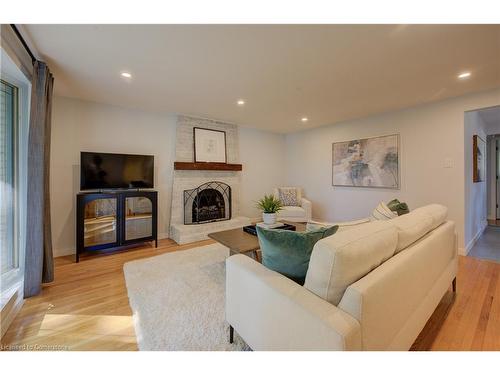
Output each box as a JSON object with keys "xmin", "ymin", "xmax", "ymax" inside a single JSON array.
[{"xmin": 225, "ymin": 204, "xmax": 457, "ymax": 350}]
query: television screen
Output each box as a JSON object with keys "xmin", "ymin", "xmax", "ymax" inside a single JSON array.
[{"xmin": 80, "ymin": 152, "xmax": 154, "ymax": 190}]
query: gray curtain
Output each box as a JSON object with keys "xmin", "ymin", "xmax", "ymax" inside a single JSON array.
[{"xmin": 24, "ymin": 61, "xmax": 54, "ymax": 298}]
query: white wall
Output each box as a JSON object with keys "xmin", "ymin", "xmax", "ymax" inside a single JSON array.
[
  {"xmin": 52, "ymin": 90, "xmax": 500, "ymax": 256},
  {"xmin": 50, "ymin": 96, "xmax": 287, "ymax": 256},
  {"xmin": 239, "ymin": 127, "xmax": 287, "ymax": 219},
  {"xmin": 50, "ymin": 96, "xmax": 177, "ymax": 256},
  {"xmin": 464, "ymin": 111, "xmax": 488, "ymax": 252},
  {"xmin": 286, "ymin": 88, "xmax": 500, "ymax": 253}
]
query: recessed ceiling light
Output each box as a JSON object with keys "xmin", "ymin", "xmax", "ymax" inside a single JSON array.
[
  {"xmin": 301, "ymin": 117, "xmax": 308, "ymax": 122},
  {"xmin": 458, "ymin": 71, "xmax": 471, "ymax": 79},
  {"xmin": 237, "ymin": 99, "xmax": 245, "ymax": 106},
  {"xmin": 121, "ymin": 72, "xmax": 132, "ymax": 78}
]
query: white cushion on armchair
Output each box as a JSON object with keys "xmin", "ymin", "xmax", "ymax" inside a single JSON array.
[{"xmin": 273, "ymin": 187, "xmax": 312, "ymax": 222}]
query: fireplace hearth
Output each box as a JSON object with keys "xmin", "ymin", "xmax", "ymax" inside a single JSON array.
[{"xmin": 184, "ymin": 181, "xmax": 231, "ymax": 224}]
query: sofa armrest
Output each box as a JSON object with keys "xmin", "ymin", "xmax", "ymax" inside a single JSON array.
[
  {"xmin": 300, "ymin": 197, "xmax": 312, "ymax": 221},
  {"xmin": 226, "ymin": 254, "xmax": 361, "ymax": 350}
]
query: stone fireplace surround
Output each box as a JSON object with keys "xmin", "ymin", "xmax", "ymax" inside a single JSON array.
[{"xmin": 169, "ymin": 115, "xmax": 251, "ymax": 244}]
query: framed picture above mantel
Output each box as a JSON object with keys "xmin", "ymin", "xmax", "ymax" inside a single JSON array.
[
  {"xmin": 332, "ymin": 133, "xmax": 400, "ymax": 189},
  {"xmin": 193, "ymin": 127, "xmax": 227, "ymax": 163}
]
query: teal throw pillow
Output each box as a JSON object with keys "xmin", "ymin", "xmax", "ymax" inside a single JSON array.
[
  {"xmin": 387, "ymin": 199, "xmax": 410, "ymax": 216},
  {"xmin": 256, "ymin": 225, "xmax": 338, "ymax": 285}
]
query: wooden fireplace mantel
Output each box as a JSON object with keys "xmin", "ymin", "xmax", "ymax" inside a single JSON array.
[{"xmin": 174, "ymin": 162, "xmax": 243, "ymax": 171}]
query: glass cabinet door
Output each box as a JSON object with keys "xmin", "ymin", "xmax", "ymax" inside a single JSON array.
[
  {"xmin": 124, "ymin": 196, "xmax": 153, "ymax": 241},
  {"xmin": 83, "ymin": 197, "xmax": 117, "ymax": 247}
]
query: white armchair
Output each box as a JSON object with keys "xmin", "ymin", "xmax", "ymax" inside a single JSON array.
[{"xmin": 273, "ymin": 187, "xmax": 312, "ymax": 222}]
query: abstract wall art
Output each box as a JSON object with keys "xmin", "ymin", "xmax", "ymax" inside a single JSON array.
[{"xmin": 332, "ymin": 134, "xmax": 400, "ymax": 188}]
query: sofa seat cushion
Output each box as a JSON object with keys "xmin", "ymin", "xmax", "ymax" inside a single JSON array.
[
  {"xmin": 257, "ymin": 225, "xmax": 339, "ymax": 285},
  {"xmin": 304, "ymin": 221, "xmax": 398, "ymax": 305},
  {"xmin": 278, "ymin": 206, "xmax": 306, "ymax": 218}
]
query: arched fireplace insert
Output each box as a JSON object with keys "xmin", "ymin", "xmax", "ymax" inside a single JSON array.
[{"xmin": 183, "ymin": 181, "xmax": 231, "ymax": 224}]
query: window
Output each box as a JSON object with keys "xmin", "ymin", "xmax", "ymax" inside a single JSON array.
[
  {"xmin": 1, "ymin": 47, "xmax": 30, "ymax": 302},
  {"xmin": 0, "ymin": 79, "xmax": 18, "ymax": 276}
]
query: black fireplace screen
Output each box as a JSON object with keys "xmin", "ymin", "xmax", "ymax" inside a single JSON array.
[{"xmin": 183, "ymin": 181, "xmax": 231, "ymax": 224}]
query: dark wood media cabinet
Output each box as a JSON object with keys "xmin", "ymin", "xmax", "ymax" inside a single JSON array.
[{"xmin": 76, "ymin": 190, "xmax": 158, "ymax": 262}]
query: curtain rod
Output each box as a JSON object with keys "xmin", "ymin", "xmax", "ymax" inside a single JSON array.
[{"xmin": 10, "ymin": 24, "xmax": 36, "ymax": 64}]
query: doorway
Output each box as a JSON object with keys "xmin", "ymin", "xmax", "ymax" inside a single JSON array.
[{"xmin": 465, "ymin": 105, "xmax": 500, "ymax": 263}]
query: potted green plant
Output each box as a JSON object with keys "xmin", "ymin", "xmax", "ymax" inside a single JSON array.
[{"xmin": 256, "ymin": 194, "xmax": 283, "ymax": 225}]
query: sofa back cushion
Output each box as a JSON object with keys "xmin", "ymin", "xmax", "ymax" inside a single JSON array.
[
  {"xmin": 304, "ymin": 221, "xmax": 398, "ymax": 305},
  {"xmin": 390, "ymin": 212, "xmax": 433, "ymax": 253},
  {"xmin": 390, "ymin": 204, "xmax": 448, "ymax": 253},
  {"xmin": 411, "ymin": 204, "xmax": 448, "ymax": 231},
  {"xmin": 306, "ymin": 218, "xmax": 371, "ymax": 232}
]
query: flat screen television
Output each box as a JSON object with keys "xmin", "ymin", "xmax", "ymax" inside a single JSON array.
[{"xmin": 80, "ymin": 152, "xmax": 154, "ymax": 190}]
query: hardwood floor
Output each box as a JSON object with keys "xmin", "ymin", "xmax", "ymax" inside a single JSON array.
[
  {"xmin": 2, "ymin": 239, "xmax": 500, "ymax": 351},
  {"xmin": 411, "ymin": 256, "xmax": 500, "ymax": 350},
  {"xmin": 0, "ymin": 238, "xmax": 212, "ymax": 351}
]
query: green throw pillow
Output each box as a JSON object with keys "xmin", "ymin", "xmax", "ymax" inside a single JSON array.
[
  {"xmin": 387, "ymin": 199, "xmax": 410, "ymax": 216},
  {"xmin": 256, "ymin": 225, "xmax": 338, "ymax": 285}
]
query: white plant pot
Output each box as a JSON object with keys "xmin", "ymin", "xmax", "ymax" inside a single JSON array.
[{"xmin": 262, "ymin": 212, "xmax": 277, "ymax": 225}]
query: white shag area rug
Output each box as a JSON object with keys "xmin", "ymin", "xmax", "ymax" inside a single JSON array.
[{"xmin": 123, "ymin": 243, "xmax": 249, "ymax": 351}]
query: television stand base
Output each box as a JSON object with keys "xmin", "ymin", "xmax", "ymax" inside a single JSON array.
[{"xmin": 76, "ymin": 190, "xmax": 158, "ymax": 263}]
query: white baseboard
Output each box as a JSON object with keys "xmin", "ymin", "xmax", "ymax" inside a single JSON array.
[
  {"xmin": 461, "ymin": 220, "xmax": 488, "ymax": 256},
  {"xmin": 54, "ymin": 247, "xmax": 76, "ymax": 257}
]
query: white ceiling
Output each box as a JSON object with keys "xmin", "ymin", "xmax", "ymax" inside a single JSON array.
[{"xmin": 23, "ymin": 24, "xmax": 500, "ymax": 133}]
